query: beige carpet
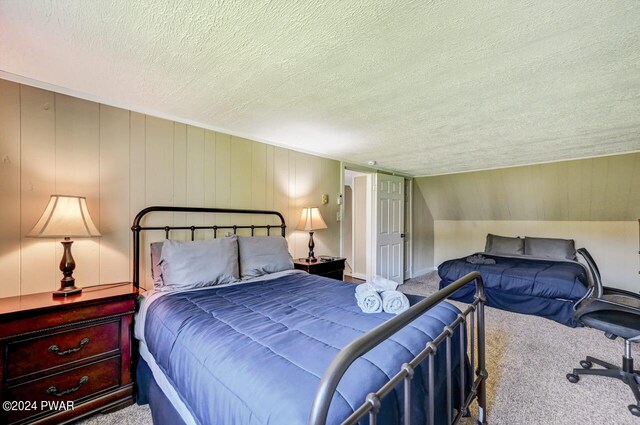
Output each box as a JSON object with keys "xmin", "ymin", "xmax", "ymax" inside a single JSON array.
[
  {"xmin": 81, "ymin": 272, "xmax": 639, "ymax": 425},
  {"xmin": 78, "ymin": 403, "xmax": 151, "ymax": 425},
  {"xmin": 401, "ymin": 272, "xmax": 639, "ymax": 425}
]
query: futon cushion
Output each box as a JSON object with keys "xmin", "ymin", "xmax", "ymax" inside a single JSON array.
[
  {"xmin": 238, "ymin": 236, "xmax": 293, "ymax": 278},
  {"xmin": 485, "ymin": 233, "xmax": 524, "ymax": 255},
  {"xmin": 524, "ymin": 236, "xmax": 576, "ymax": 261},
  {"xmin": 159, "ymin": 235, "xmax": 240, "ymax": 291}
]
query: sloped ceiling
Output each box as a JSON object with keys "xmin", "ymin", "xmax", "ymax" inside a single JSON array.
[
  {"xmin": 415, "ymin": 153, "xmax": 640, "ymax": 221},
  {"xmin": 1, "ymin": 1, "xmax": 639, "ymax": 176}
]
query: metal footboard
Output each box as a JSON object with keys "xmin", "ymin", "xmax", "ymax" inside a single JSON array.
[{"xmin": 308, "ymin": 272, "xmax": 487, "ymax": 425}]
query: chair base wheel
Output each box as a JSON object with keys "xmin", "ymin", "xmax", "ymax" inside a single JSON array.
[
  {"xmin": 629, "ymin": 405, "xmax": 640, "ymax": 417},
  {"xmin": 566, "ymin": 373, "xmax": 580, "ymax": 383},
  {"xmin": 579, "ymin": 360, "xmax": 593, "ymax": 369}
]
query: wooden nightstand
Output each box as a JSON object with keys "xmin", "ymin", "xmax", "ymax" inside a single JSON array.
[
  {"xmin": 294, "ymin": 258, "xmax": 346, "ymax": 281},
  {"xmin": 0, "ymin": 283, "xmax": 138, "ymax": 425}
]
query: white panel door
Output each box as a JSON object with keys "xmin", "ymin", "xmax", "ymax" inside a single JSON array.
[{"xmin": 374, "ymin": 173, "xmax": 405, "ymax": 284}]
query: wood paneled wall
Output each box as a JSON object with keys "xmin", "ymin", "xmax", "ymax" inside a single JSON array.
[
  {"xmin": 411, "ymin": 182, "xmax": 435, "ymax": 276},
  {"xmin": 417, "ymin": 153, "xmax": 640, "ymax": 221},
  {"xmin": 0, "ymin": 79, "xmax": 340, "ymax": 295}
]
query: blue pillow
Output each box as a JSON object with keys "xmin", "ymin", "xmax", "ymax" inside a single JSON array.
[
  {"xmin": 238, "ymin": 236, "xmax": 293, "ymax": 278},
  {"xmin": 159, "ymin": 235, "xmax": 240, "ymax": 291},
  {"xmin": 524, "ymin": 237, "xmax": 577, "ymax": 261},
  {"xmin": 484, "ymin": 234, "xmax": 524, "ymax": 255}
]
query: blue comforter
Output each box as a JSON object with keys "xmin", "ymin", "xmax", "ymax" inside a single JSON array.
[
  {"xmin": 145, "ymin": 272, "xmax": 469, "ymax": 425},
  {"xmin": 438, "ymin": 254, "xmax": 588, "ymax": 327}
]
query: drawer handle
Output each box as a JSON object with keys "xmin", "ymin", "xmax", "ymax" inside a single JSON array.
[
  {"xmin": 48, "ymin": 337, "xmax": 90, "ymax": 356},
  {"xmin": 46, "ymin": 375, "xmax": 89, "ymax": 397}
]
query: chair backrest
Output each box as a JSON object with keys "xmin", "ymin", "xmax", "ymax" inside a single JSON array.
[{"xmin": 577, "ymin": 248, "xmax": 603, "ymax": 299}]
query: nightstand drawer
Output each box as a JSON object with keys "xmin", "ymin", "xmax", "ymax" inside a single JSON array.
[
  {"xmin": 6, "ymin": 321, "xmax": 120, "ymax": 380},
  {"xmin": 5, "ymin": 356, "xmax": 121, "ymax": 423},
  {"xmin": 319, "ymin": 270, "xmax": 344, "ymax": 281},
  {"xmin": 294, "ymin": 258, "xmax": 346, "ymax": 281},
  {"xmin": 0, "ymin": 283, "xmax": 136, "ymax": 424},
  {"xmin": 310, "ymin": 261, "xmax": 340, "ymax": 275}
]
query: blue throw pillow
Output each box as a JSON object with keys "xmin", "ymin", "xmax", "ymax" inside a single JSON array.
[
  {"xmin": 485, "ymin": 234, "xmax": 524, "ymax": 255},
  {"xmin": 159, "ymin": 235, "xmax": 240, "ymax": 291}
]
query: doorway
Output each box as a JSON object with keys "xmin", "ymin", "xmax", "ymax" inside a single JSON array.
[
  {"xmin": 341, "ymin": 166, "xmax": 412, "ymax": 283},
  {"xmin": 342, "ymin": 169, "xmax": 372, "ymax": 281}
]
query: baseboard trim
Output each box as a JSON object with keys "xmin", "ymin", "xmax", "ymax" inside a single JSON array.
[{"xmin": 412, "ymin": 267, "xmax": 437, "ymax": 278}]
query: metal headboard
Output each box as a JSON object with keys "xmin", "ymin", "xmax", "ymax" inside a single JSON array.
[{"xmin": 131, "ymin": 206, "xmax": 286, "ymax": 288}]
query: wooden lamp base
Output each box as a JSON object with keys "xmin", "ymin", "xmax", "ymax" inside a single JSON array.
[
  {"xmin": 54, "ymin": 238, "xmax": 82, "ymax": 297},
  {"xmin": 53, "ymin": 285, "xmax": 82, "ymax": 297},
  {"xmin": 305, "ymin": 231, "xmax": 318, "ymax": 263}
]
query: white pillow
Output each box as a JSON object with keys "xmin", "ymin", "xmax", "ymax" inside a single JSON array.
[
  {"xmin": 150, "ymin": 241, "xmax": 165, "ymax": 288},
  {"xmin": 238, "ymin": 236, "xmax": 294, "ymax": 278},
  {"xmin": 159, "ymin": 235, "xmax": 240, "ymax": 291}
]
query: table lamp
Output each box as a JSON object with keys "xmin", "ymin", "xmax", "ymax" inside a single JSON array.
[
  {"xmin": 28, "ymin": 195, "xmax": 101, "ymax": 297},
  {"xmin": 296, "ymin": 207, "xmax": 327, "ymax": 262}
]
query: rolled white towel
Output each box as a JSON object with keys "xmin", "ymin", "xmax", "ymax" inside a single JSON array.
[
  {"xmin": 381, "ymin": 290, "xmax": 410, "ymax": 315},
  {"xmin": 371, "ymin": 275, "xmax": 399, "ymax": 291},
  {"xmin": 355, "ymin": 283, "xmax": 382, "ymax": 313}
]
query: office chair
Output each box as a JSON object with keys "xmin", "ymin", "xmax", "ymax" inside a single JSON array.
[{"xmin": 566, "ymin": 248, "xmax": 640, "ymax": 417}]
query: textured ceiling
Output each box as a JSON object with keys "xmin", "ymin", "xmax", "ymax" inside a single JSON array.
[{"xmin": 1, "ymin": 1, "xmax": 639, "ymax": 176}]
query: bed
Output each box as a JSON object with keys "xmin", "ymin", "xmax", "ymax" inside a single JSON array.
[
  {"xmin": 437, "ymin": 234, "xmax": 590, "ymax": 327},
  {"xmin": 131, "ymin": 206, "xmax": 489, "ymax": 425}
]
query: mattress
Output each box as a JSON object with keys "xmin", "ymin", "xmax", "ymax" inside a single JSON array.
[
  {"xmin": 438, "ymin": 253, "xmax": 589, "ymax": 326},
  {"xmin": 136, "ymin": 271, "xmax": 469, "ymax": 425},
  {"xmin": 134, "ymin": 270, "xmax": 301, "ymax": 345}
]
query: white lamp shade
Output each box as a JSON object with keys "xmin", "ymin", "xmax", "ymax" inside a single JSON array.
[
  {"xmin": 28, "ymin": 195, "xmax": 101, "ymax": 238},
  {"xmin": 296, "ymin": 207, "xmax": 328, "ymax": 231}
]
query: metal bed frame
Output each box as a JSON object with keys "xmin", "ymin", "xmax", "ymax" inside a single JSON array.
[
  {"xmin": 131, "ymin": 206, "xmax": 286, "ymax": 288},
  {"xmin": 131, "ymin": 206, "xmax": 488, "ymax": 425}
]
